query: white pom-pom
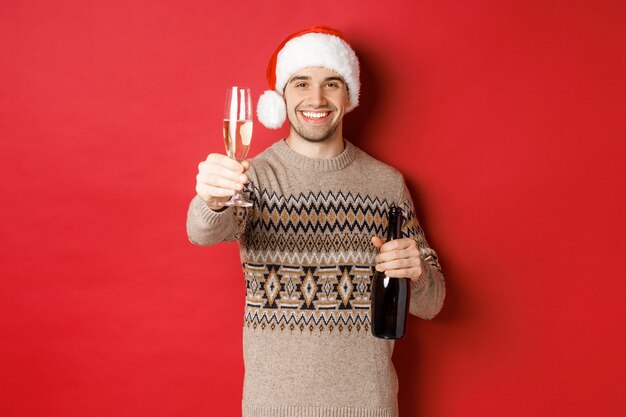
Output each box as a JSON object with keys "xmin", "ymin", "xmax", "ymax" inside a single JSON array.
[{"xmin": 257, "ymin": 90, "xmax": 286, "ymax": 129}]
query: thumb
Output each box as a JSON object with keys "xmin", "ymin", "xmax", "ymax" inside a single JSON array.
[
  {"xmin": 371, "ymin": 236, "xmax": 385, "ymax": 250},
  {"xmin": 241, "ymin": 160, "xmax": 251, "ymax": 172}
]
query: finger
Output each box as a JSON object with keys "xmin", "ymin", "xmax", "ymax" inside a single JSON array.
[
  {"xmin": 380, "ymin": 237, "xmax": 417, "ymax": 252},
  {"xmin": 199, "ymin": 162, "xmax": 248, "ymax": 184},
  {"xmin": 371, "ymin": 236, "xmax": 385, "ymax": 249},
  {"xmin": 196, "ymin": 183, "xmax": 237, "ymax": 198},
  {"xmin": 375, "ymin": 245, "xmax": 420, "ymax": 264},
  {"xmin": 375, "ymin": 257, "xmax": 418, "ymax": 273},
  {"xmin": 382, "ymin": 266, "xmax": 422, "ymax": 280},
  {"xmin": 198, "ymin": 172, "xmax": 245, "ymax": 191},
  {"xmin": 206, "ymin": 153, "xmax": 246, "ymax": 172},
  {"xmin": 241, "ymin": 160, "xmax": 251, "ymax": 172}
]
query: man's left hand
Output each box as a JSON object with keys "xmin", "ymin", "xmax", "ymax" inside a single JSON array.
[{"xmin": 371, "ymin": 236, "xmax": 423, "ymax": 283}]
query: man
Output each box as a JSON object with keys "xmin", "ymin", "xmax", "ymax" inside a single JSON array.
[{"xmin": 187, "ymin": 25, "xmax": 445, "ymax": 417}]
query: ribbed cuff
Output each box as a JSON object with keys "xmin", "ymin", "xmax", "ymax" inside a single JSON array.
[
  {"xmin": 191, "ymin": 195, "xmax": 233, "ymax": 226},
  {"xmin": 410, "ymin": 261, "xmax": 431, "ymax": 292},
  {"xmin": 243, "ymin": 404, "xmax": 396, "ymax": 417}
]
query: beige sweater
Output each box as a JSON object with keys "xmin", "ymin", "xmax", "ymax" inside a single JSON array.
[{"xmin": 187, "ymin": 139, "xmax": 445, "ymax": 417}]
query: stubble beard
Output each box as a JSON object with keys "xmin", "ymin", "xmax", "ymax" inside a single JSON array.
[{"xmin": 287, "ymin": 110, "xmax": 340, "ymax": 143}]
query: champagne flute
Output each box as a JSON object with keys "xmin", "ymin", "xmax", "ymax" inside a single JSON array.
[{"xmin": 219, "ymin": 86, "xmax": 253, "ymax": 207}]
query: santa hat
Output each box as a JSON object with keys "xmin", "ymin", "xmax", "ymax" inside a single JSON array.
[{"xmin": 257, "ymin": 25, "xmax": 360, "ymax": 129}]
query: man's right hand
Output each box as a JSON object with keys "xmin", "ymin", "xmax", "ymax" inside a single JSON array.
[{"xmin": 195, "ymin": 153, "xmax": 250, "ymax": 210}]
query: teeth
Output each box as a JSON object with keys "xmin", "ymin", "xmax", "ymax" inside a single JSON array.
[{"xmin": 302, "ymin": 111, "xmax": 329, "ymax": 119}]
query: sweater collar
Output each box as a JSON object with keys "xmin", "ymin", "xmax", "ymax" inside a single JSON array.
[{"xmin": 270, "ymin": 139, "xmax": 357, "ymax": 172}]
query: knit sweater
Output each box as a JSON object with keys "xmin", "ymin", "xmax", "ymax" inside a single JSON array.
[{"xmin": 186, "ymin": 139, "xmax": 445, "ymax": 417}]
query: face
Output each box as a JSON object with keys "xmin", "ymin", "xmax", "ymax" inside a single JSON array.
[{"xmin": 283, "ymin": 67, "xmax": 351, "ymax": 143}]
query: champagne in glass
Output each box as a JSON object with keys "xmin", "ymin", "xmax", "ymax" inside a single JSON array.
[{"xmin": 220, "ymin": 86, "xmax": 253, "ymax": 207}]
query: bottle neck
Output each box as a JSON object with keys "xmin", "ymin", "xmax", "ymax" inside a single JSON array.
[{"xmin": 386, "ymin": 207, "xmax": 403, "ymax": 241}]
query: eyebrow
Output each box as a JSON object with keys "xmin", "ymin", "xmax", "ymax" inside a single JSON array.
[
  {"xmin": 288, "ymin": 75, "xmax": 346, "ymax": 84},
  {"xmin": 324, "ymin": 76, "xmax": 346, "ymax": 84}
]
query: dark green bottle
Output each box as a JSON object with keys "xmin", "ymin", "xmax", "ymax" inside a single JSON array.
[{"xmin": 371, "ymin": 205, "xmax": 411, "ymax": 339}]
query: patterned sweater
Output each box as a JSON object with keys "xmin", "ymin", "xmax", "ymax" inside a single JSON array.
[{"xmin": 186, "ymin": 139, "xmax": 445, "ymax": 417}]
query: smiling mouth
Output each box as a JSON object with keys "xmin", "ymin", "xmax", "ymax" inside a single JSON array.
[{"xmin": 299, "ymin": 110, "xmax": 332, "ymax": 122}]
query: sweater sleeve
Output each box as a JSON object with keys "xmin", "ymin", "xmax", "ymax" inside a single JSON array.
[
  {"xmin": 398, "ymin": 181, "xmax": 446, "ymax": 319},
  {"xmin": 186, "ymin": 195, "xmax": 250, "ymax": 246}
]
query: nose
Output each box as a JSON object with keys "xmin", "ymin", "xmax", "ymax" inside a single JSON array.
[{"xmin": 308, "ymin": 86, "xmax": 328, "ymax": 107}]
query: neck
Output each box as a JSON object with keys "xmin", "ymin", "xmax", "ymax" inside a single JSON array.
[{"xmin": 286, "ymin": 126, "xmax": 345, "ymax": 159}]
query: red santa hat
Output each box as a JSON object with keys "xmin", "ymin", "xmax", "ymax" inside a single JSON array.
[{"xmin": 257, "ymin": 25, "xmax": 361, "ymax": 129}]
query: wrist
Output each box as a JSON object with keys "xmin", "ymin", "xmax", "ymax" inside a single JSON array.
[
  {"xmin": 200, "ymin": 196, "xmax": 228, "ymax": 212},
  {"xmin": 208, "ymin": 204, "xmax": 228, "ymax": 212}
]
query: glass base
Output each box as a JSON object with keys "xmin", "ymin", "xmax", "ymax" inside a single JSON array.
[{"xmin": 218, "ymin": 193, "xmax": 253, "ymax": 208}]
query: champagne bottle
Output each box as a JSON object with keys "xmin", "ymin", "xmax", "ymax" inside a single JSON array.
[{"xmin": 371, "ymin": 205, "xmax": 411, "ymax": 339}]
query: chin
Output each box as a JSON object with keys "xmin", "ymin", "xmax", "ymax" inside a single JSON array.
[
  {"xmin": 290, "ymin": 122, "xmax": 339, "ymax": 143},
  {"xmin": 300, "ymin": 134, "xmax": 333, "ymax": 143}
]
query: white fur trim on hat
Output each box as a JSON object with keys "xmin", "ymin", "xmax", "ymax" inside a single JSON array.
[{"xmin": 257, "ymin": 90, "xmax": 286, "ymax": 129}]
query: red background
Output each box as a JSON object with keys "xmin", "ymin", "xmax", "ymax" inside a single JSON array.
[{"xmin": 1, "ymin": 1, "xmax": 625, "ymax": 416}]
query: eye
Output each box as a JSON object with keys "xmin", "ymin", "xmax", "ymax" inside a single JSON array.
[
  {"xmin": 326, "ymin": 82, "xmax": 339, "ymax": 88},
  {"xmin": 295, "ymin": 82, "xmax": 308, "ymax": 88}
]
